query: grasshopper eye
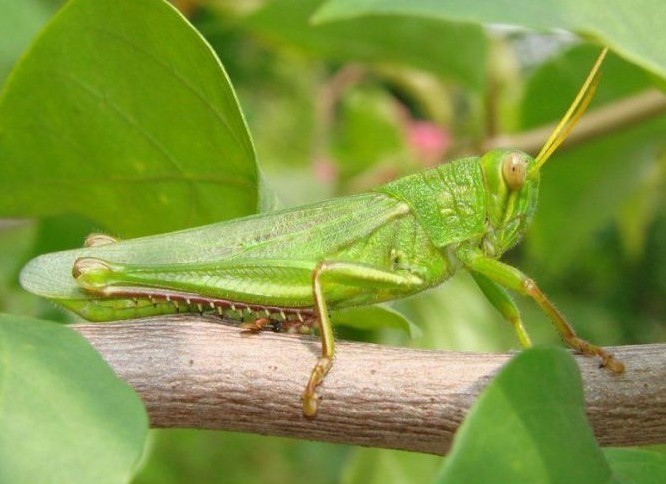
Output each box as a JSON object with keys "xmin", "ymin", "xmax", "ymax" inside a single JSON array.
[{"xmin": 502, "ymin": 152, "xmax": 528, "ymax": 190}]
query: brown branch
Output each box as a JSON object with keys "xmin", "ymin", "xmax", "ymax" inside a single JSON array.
[
  {"xmin": 72, "ymin": 316, "xmax": 666, "ymax": 455},
  {"xmin": 483, "ymin": 88, "xmax": 666, "ymax": 154}
]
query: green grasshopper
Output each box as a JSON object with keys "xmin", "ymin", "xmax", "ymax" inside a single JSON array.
[{"xmin": 20, "ymin": 48, "xmax": 624, "ymax": 418}]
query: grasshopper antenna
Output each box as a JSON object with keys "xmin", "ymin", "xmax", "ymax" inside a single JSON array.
[{"xmin": 529, "ymin": 47, "xmax": 608, "ymax": 175}]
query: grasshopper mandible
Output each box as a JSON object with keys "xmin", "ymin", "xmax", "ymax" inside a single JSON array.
[{"xmin": 20, "ymin": 48, "xmax": 624, "ymax": 418}]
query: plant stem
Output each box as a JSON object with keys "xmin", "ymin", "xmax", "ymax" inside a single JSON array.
[
  {"xmin": 483, "ymin": 89, "xmax": 666, "ymax": 155},
  {"xmin": 73, "ymin": 315, "xmax": 666, "ymax": 455}
]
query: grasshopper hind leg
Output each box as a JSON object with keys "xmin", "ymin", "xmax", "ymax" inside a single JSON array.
[
  {"xmin": 303, "ymin": 261, "xmax": 424, "ymax": 418},
  {"xmin": 72, "ymin": 255, "xmax": 425, "ymax": 417}
]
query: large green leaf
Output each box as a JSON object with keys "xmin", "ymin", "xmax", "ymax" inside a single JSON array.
[
  {"xmin": 604, "ymin": 448, "xmax": 666, "ymax": 483},
  {"xmin": 341, "ymin": 447, "xmax": 439, "ymax": 484},
  {"xmin": 134, "ymin": 429, "xmax": 347, "ymax": 484},
  {"xmin": 0, "ymin": 314, "xmax": 147, "ymax": 482},
  {"xmin": 436, "ymin": 347, "xmax": 612, "ymax": 482},
  {"xmin": 398, "ymin": 272, "xmax": 517, "ymax": 352},
  {"xmin": 246, "ymin": 0, "xmax": 487, "ymax": 91},
  {"xmin": 314, "ymin": 0, "xmax": 666, "ymax": 81},
  {"xmin": 0, "ymin": 0, "xmax": 55, "ymax": 87},
  {"xmin": 331, "ymin": 305, "xmax": 422, "ymax": 339},
  {"xmin": 331, "ymin": 86, "xmax": 410, "ymax": 183},
  {"xmin": 0, "ymin": 0, "xmax": 258, "ymax": 237}
]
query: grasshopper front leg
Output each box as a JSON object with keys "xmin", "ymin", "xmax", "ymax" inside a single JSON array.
[
  {"xmin": 303, "ymin": 261, "xmax": 424, "ymax": 418},
  {"xmin": 458, "ymin": 248, "xmax": 625, "ymax": 373}
]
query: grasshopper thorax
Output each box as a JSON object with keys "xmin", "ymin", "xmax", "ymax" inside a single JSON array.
[{"xmin": 478, "ymin": 149, "xmax": 540, "ymax": 257}]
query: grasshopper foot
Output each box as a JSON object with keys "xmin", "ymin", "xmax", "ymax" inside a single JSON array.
[
  {"xmin": 569, "ymin": 337, "xmax": 625, "ymax": 374},
  {"xmin": 600, "ymin": 353, "xmax": 625, "ymax": 374},
  {"xmin": 302, "ymin": 391, "xmax": 319, "ymax": 419},
  {"xmin": 302, "ymin": 356, "xmax": 333, "ymax": 418}
]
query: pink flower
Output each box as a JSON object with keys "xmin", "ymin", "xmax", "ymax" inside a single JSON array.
[
  {"xmin": 312, "ymin": 156, "xmax": 338, "ymax": 184},
  {"xmin": 407, "ymin": 121, "xmax": 451, "ymax": 167}
]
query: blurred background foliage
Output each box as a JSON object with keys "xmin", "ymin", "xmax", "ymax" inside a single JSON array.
[{"xmin": 0, "ymin": 0, "xmax": 664, "ymax": 482}]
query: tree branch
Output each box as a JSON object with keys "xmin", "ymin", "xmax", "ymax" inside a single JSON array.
[
  {"xmin": 72, "ymin": 316, "xmax": 666, "ymax": 455},
  {"xmin": 483, "ymin": 88, "xmax": 666, "ymax": 154}
]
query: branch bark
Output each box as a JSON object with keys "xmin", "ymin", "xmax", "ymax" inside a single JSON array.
[{"xmin": 72, "ymin": 316, "xmax": 666, "ymax": 455}]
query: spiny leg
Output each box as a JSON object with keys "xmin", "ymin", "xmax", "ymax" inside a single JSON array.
[
  {"xmin": 459, "ymin": 248, "xmax": 624, "ymax": 373},
  {"xmin": 302, "ymin": 261, "xmax": 424, "ymax": 418},
  {"xmin": 471, "ymin": 272, "xmax": 532, "ymax": 348}
]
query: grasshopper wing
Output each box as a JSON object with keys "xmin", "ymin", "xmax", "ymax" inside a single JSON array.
[{"xmin": 20, "ymin": 192, "xmax": 410, "ymax": 310}]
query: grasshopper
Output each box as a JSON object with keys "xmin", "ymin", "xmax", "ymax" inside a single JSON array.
[{"xmin": 20, "ymin": 48, "xmax": 624, "ymax": 418}]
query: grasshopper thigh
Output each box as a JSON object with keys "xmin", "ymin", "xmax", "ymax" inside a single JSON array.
[
  {"xmin": 73, "ymin": 254, "xmax": 428, "ymax": 417},
  {"xmin": 73, "ymin": 255, "xmax": 429, "ymax": 310},
  {"xmin": 73, "ymin": 257, "xmax": 320, "ymax": 307}
]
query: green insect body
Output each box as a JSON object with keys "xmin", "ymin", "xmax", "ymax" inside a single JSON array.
[{"xmin": 20, "ymin": 49, "xmax": 624, "ymax": 418}]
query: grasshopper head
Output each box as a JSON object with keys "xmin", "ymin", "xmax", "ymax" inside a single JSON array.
[
  {"xmin": 479, "ymin": 149, "xmax": 539, "ymax": 256},
  {"xmin": 479, "ymin": 47, "xmax": 608, "ymax": 257}
]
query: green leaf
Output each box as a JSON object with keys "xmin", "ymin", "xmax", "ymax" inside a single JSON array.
[
  {"xmin": 0, "ymin": 0, "xmax": 258, "ymax": 237},
  {"xmin": 398, "ymin": 272, "xmax": 517, "ymax": 352},
  {"xmin": 0, "ymin": 0, "xmax": 55, "ymax": 87},
  {"xmin": 332, "ymin": 87, "xmax": 409, "ymax": 183},
  {"xmin": 246, "ymin": 0, "xmax": 487, "ymax": 91},
  {"xmin": 614, "ymin": 153, "xmax": 666, "ymax": 262},
  {"xmin": 0, "ymin": 222, "xmax": 48, "ymax": 319},
  {"xmin": 134, "ymin": 429, "xmax": 348, "ymax": 484},
  {"xmin": 0, "ymin": 314, "xmax": 147, "ymax": 483},
  {"xmin": 314, "ymin": 0, "xmax": 666, "ymax": 81},
  {"xmin": 604, "ymin": 448, "xmax": 666, "ymax": 483},
  {"xmin": 331, "ymin": 305, "xmax": 422, "ymax": 339},
  {"xmin": 341, "ymin": 447, "xmax": 440, "ymax": 484},
  {"xmin": 436, "ymin": 347, "xmax": 612, "ymax": 483}
]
